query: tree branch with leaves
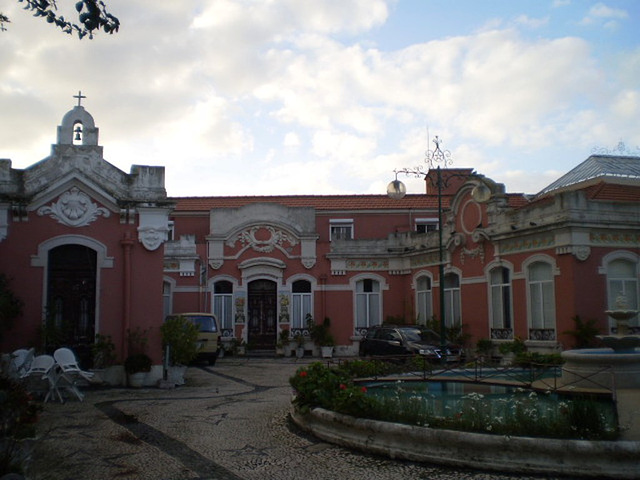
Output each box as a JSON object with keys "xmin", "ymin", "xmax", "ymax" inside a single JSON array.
[{"xmin": 1, "ymin": 0, "xmax": 119, "ymax": 39}]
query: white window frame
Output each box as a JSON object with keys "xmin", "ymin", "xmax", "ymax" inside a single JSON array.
[
  {"xmin": 443, "ymin": 272, "xmax": 461, "ymax": 328},
  {"xmin": 489, "ymin": 266, "xmax": 513, "ymax": 331},
  {"xmin": 604, "ymin": 255, "xmax": 639, "ymax": 328},
  {"xmin": 355, "ymin": 278, "xmax": 381, "ymax": 330},
  {"xmin": 415, "ymin": 274, "xmax": 433, "ymax": 324},
  {"xmin": 415, "ymin": 217, "xmax": 439, "ymax": 233},
  {"xmin": 162, "ymin": 279, "xmax": 174, "ymax": 319},
  {"xmin": 526, "ymin": 261, "xmax": 556, "ymax": 332},
  {"xmin": 291, "ymin": 280, "xmax": 313, "ymax": 329},
  {"xmin": 213, "ymin": 280, "xmax": 234, "ymax": 331},
  {"xmin": 330, "ymin": 219, "xmax": 354, "ymax": 241}
]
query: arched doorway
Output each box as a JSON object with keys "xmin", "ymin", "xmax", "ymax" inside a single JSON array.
[
  {"xmin": 46, "ymin": 244, "xmax": 97, "ymax": 366},
  {"xmin": 247, "ymin": 279, "xmax": 277, "ymax": 350}
]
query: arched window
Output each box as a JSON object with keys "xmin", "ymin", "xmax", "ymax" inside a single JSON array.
[
  {"xmin": 490, "ymin": 266, "xmax": 512, "ymax": 339},
  {"xmin": 416, "ymin": 276, "xmax": 432, "ymax": 325},
  {"xmin": 213, "ymin": 280, "xmax": 234, "ymax": 331},
  {"xmin": 443, "ymin": 273, "xmax": 461, "ymax": 328},
  {"xmin": 355, "ymin": 278, "xmax": 381, "ymax": 330},
  {"xmin": 291, "ymin": 280, "xmax": 312, "ymax": 329},
  {"xmin": 607, "ymin": 258, "xmax": 639, "ymax": 328},
  {"xmin": 527, "ymin": 261, "xmax": 556, "ymax": 339}
]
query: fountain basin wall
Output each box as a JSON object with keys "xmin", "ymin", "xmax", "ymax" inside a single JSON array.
[
  {"xmin": 291, "ymin": 407, "xmax": 640, "ymax": 479},
  {"xmin": 561, "ymin": 349, "xmax": 640, "ymax": 389}
]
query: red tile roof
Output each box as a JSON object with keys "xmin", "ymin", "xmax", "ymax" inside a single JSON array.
[
  {"xmin": 171, "ymin": 192, "xmax": 531, "ymax": 212},
  {"xmin": 585, "ymin": 183, "xmax": 640, "ymax": 202},
  {"xmin": 171, "ymin": 194, "xmax": 444, "ymax": 212}
]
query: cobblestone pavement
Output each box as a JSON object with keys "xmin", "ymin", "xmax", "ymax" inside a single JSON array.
[{"xmin": 28, "ymin": 357, "xmax": 567, "ymax": 480}]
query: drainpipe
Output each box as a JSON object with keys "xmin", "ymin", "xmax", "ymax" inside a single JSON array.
[
  {"xmin": 319, "ymin": 274, "xmax": 327, "ymax": 322},
  {"xmin": 195, "ymin": 256, "xmax": 207, "ymax": 311},
  {"xmin": 121, "ymin": 231, "xmax": 134, "ymax": 358}
]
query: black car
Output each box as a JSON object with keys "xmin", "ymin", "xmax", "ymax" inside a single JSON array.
[{"xmin": 359, "ymin": 325, "xmax": 461, "ymax": 361}]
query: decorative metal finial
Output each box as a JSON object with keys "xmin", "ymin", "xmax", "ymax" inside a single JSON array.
[
  {"xmin": 73, "ymin": 90, "xmax": 86, "ymax": 107},
  {"xmin": 592, "ymin": 140, "xmax": 640, "ymax": 156},
  {"xmin": 426, "ymin": 135, "xmax": 453, "ymax": 169}
]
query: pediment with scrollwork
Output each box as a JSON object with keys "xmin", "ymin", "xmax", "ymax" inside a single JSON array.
[{"xmin": 37, "ymin": 187, "xmax": 110, "ymax": 227}]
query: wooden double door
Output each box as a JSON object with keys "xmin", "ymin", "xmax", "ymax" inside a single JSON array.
[
  {"xmin": 247, "ymin": 279, "xmax": 277, "ymax": 350},
  {"xmin": 46, "ymin": 244, "xmax": 97, "ymax": 366}
]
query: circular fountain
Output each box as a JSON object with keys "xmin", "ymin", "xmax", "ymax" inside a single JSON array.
[{"xmin": 561, "ymin": 295, "xmax": 640, "ymax": 389}]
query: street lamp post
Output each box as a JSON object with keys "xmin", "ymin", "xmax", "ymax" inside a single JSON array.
[{"xmin": 387, "ymin": 136, "xmax": 491, "ymax": 353}]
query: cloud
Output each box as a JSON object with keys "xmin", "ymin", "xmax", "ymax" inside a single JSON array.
[
  {"xmin": 513, "ymin": 15, "xmax": 550, "ymax": 29},
  {"xmin": 1, "ymin": 0, "xmax": 636, "ymax": 198},
  {"xmin": 579, "ymin": 2, "xmax": 629, "ymax": 27}
]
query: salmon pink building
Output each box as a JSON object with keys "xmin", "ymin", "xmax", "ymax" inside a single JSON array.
[{"xmin": 1, "ymin": 102, "xmax": 639, "ymax": 366}]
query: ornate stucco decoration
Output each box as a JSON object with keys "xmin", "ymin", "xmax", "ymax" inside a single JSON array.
[
  {"xmin": 137, "ymin": 207, "xmax": 171, "ymax": 252},
  {"xmin": 227, "ymin": 226, "xmax": 298, "ymax": 253},
  {"xmin": 556, "ymin": 245, "xmax": 591, "ymax": 261},
  {"xmin": 460, "ymin": 245, "xmax": 485, "ymax": 264},
  {"xmin": 301, "ymin": 257, "xmax": 316, "ymax": 269},
  {"xmin": 138, "ymin": 226, "xmax": 167, "ymax": 251},
  {"xmin": 573, "ymin": 245, "xmax": 591, "ymax": 261},
  {"xmin": 37, "ymin": 187, "xmax": 110, "ymax": 227},
  {"xmin": 500, "ymin": 235, "xmax": 555, "ymax": 254},
  {"xmin": 346, "ymin": 259, "xmax": 389, "ymax": 271}
]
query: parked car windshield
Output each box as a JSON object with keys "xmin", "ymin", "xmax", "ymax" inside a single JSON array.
[
  {"xmin": 400, "ymin": 328, "xmax": 423, "ymax": 342},
  {"xmin": 400, "ymin": 327, "xmax": 439, "ymax": 343},
  {"xmin": 188, "ymin": 315, "xmax": 218, "ymax": 333}
]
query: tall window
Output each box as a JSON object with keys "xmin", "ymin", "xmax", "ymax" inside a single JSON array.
[
  {"xmin": 443, "ymin": 273, "xmax": 461, "ymax": 328},
  {"xmin": 355, "ymin": 278, "xmax": 381, "ymax": 330},
  {"xmin": 162, "ymin": 281, "xmax": 172, "ymax": 318},
  {"xmin": 292, "ymin": 280, "xmax": 312, "ymax": 329},
  {"xmin": 416, "ymin": 276, "xmax": 432, "ymax": 324},
  {"xmin": 330, "ymin": 219, "xmax": 353, "ymax": 241},
  {"xmin": 490, "ymin": 267, "xmax": 512, "ymax": 338},
  {"xmin": 528, "ymin": 262, "xmax": 556, "ymax": 336},
  {"xmin": 213, "ymin": 280, "xmax": 233, "ymax": 331},
  {"xmin": 607, "ymin": 258, "xmax": 639, "ymax": 327}
]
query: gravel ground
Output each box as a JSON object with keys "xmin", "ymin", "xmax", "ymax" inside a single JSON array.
[{"xmin": 26, "ymin": 358, "xmax": 568, "ymax": 480}]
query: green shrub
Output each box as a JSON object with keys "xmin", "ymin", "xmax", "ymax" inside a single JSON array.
[
  {"xmin": 124, "ymin": 353, "xmax": 152, "ymax": 374},
  {"xmin": 1, "ymin": 375, "xmax": 42, "ymax": 474},
  {"xmin": 513, "ymin": 351, "xmax": 563, "ymax": 367},
  {"xmin": 161, "ymin": 315, "xmax": 199, "ymax": 365}
]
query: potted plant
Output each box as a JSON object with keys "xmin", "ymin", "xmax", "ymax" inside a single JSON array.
[
  {"xmin": 294, "ymin": 333, "xmax": 305, "ymax": 358},
  {"xmin": 125, "ymin": 327, "xmax": 151, "ymax": 387},
  {"xmin": 124, "ymin": 353, "xmax": 152, "ymax": 387},
  {"xmin": 311, "ymin": 317, "xmax": 335, "ymax": 358},
  {"xmin": 231, "ymin": 337, "xmax": 246, "ymax": 356},
  {"xmin": 475, "ymin": 338, "xmax": 493, "ymax": 361},
  {"xmin": 279, "ymin": 329, "xmax": 292, "ymax": 357},
  {"xmin": 91, "ymin": 333, "xmax": 123, "ymax": 386},
  {"xmin": 499, "ymin": 337, "xmax": 526, "ymax": 365},
  {"xmin": 161, "ymin": 315, "xmax": 199, "ymax": 385}
]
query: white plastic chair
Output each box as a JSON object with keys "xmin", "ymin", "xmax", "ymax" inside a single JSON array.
[
  {"xmin": 53, "ymin": 348, "xmax": 94, "ymax": 401},
  {"xmin": 21, "ymin": 354, "xmax": 62, "ymax": 403},
  {"xmin": 11, "ymin": 348, "xmax": 35, "ymax": 378}
]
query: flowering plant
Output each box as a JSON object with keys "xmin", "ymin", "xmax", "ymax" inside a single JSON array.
[{"xmin": 290, "ymin": 362, "xmax": 380, "ymax": 417}]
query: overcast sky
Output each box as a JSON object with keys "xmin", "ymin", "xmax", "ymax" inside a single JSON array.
[{"xmin": 1, "ymin": 0, "xmax": 638, "ymax": 197}]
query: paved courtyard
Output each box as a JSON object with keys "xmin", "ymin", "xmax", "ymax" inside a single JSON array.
[{"xmin": 29, "ymin": 357, "xmax": 572, "ymax": 480}]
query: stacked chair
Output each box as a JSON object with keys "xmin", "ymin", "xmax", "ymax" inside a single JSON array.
[{"xmin": 17, "ymin": 347, "xmax": 94, "ymax": 403}]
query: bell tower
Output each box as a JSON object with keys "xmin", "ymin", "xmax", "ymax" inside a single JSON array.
[{"xmin": 56, "ymin": 91, "xmax": 99, "ymax": 146}]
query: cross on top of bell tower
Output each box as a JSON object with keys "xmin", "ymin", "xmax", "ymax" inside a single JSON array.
[{"xmin": 73, "ymin": 90, "xmax": 86, "ymax": 107}]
